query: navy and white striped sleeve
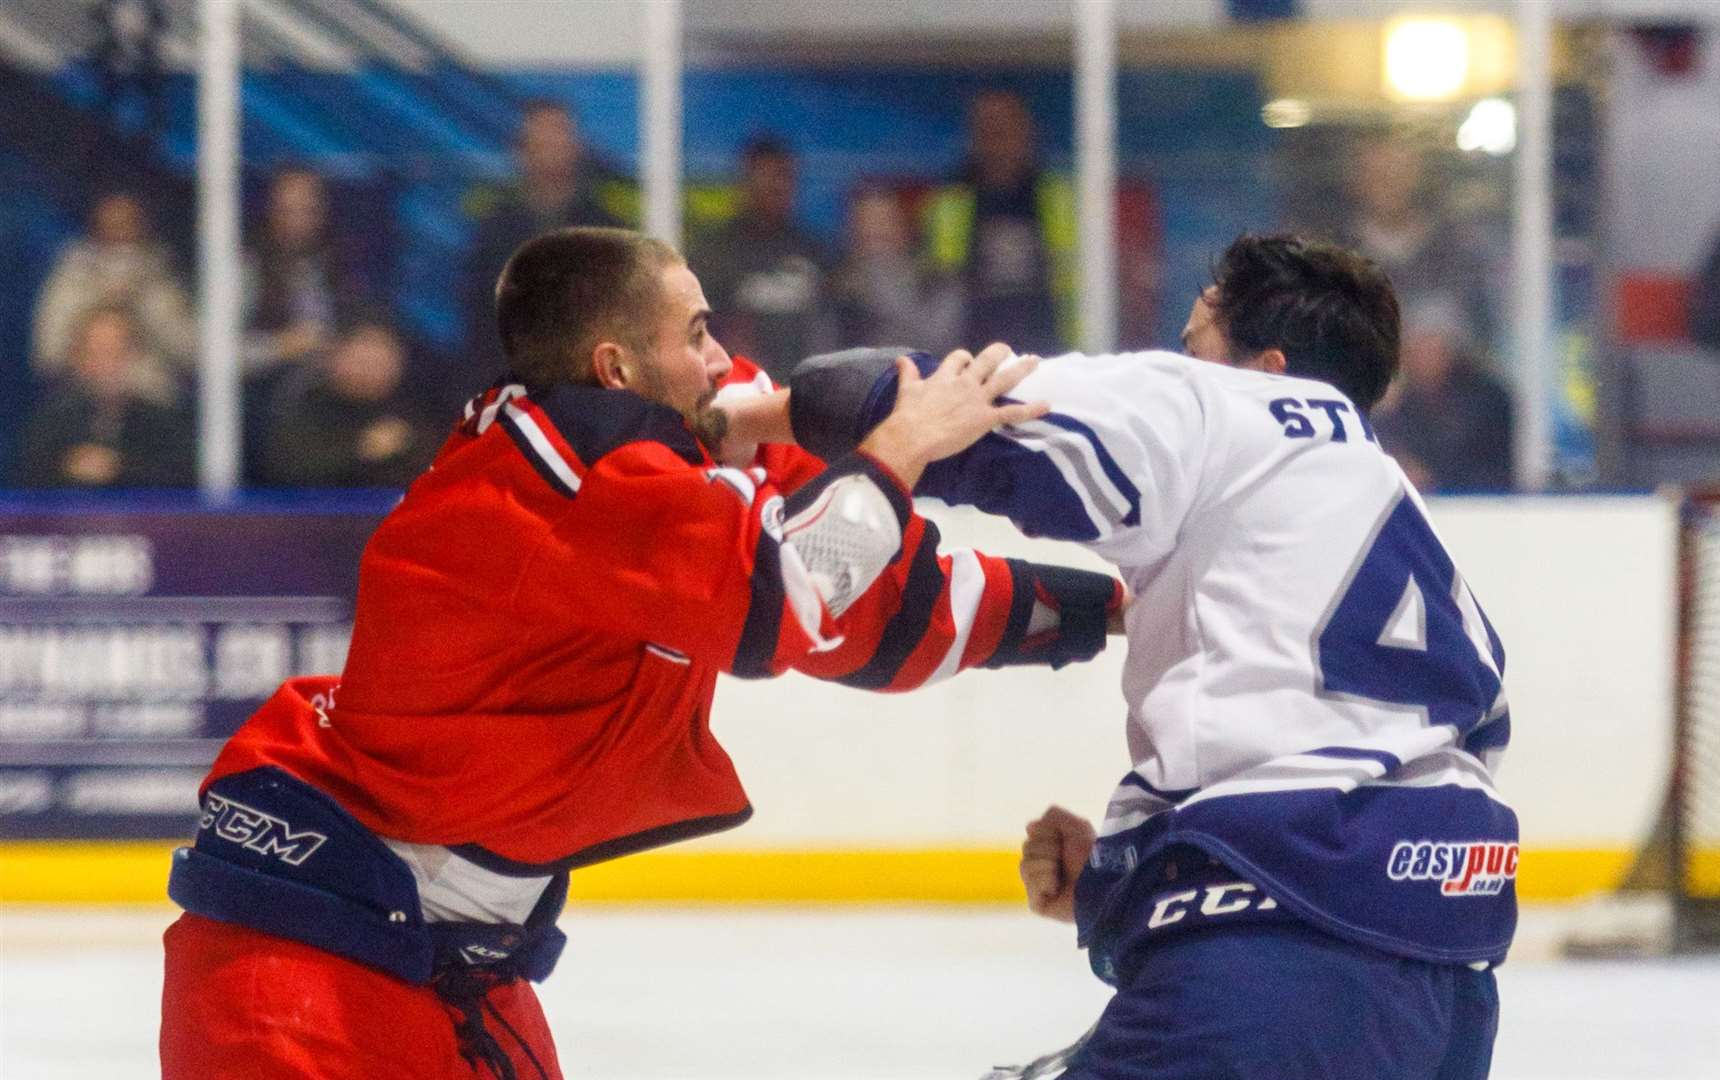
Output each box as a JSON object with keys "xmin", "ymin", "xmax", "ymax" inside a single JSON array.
[{"xmin": 792, "ymin": 349, "xmax": 1206, "ymax": 566}]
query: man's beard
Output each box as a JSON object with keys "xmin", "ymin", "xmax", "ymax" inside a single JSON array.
[
  {"xmin": 633, "ymin": 362, "xmax": 725, "ymax": 452},
  {"xmin": 685, "ymin": 387, "xmax": 728, "ymax": 453}
]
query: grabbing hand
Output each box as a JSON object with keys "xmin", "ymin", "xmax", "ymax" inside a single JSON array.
[
  {"xmin": 859, "ymin": 343, "xmax": 1048, "ymax": 488},
  {"xmin": 1020, "ymin": 805, "xmax": 1096, "ymax": 923}
]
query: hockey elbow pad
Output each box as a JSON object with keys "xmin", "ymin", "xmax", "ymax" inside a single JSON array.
[
  {"xmin": 985, "ymin": 561, "xmax": 1126, "ymax": 671},
  {"xmin": 788, "ymin": 347, "xmax": 932, "ymax": 461}
]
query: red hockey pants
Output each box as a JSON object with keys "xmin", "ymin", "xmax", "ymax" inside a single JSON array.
[{"xmin": 160, "ymin": 913, "xmax": 564, "ymax": 1079}]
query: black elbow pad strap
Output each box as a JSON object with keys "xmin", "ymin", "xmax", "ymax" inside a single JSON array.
[
  {"xmin": 788, "ymin": 347, "xmax": 927, "ymax": 462},
  {"xmin": 985, "ymin": 561, "xmax": 1124, "ymax": 671}
]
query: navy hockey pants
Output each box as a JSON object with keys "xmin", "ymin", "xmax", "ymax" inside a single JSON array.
[{"xmin": 1061, "ymin": 921, "xmax": 1498, "ymax": 1080}]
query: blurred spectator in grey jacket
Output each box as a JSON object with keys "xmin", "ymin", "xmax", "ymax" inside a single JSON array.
[
  {"xmin": 832, "ymin": 188, "xmax": 962, "ymax": 355},
  {"xmin": 16, "ymin": 304, "xmax": 194, "ymax": 489},
  {"xmin": 33, "ymin": 190, "xmax": 195, "ymax": 402},
  {"xmin": 1372, "ymin": 299, "xmax": 1515, "ymax": 493},
  {"xmin": 1690, "ymin": 225, "xmax": 1720, "ymax": 351},
  {"xmin": 244, "ymin": 166, "xmax": 369, "ymax": 374},
  {"xmin": 688, "ymin": 135, "xmax": 833, "ymax": 383},
  {"xmin": 258, "ymin": 315, "xmax": 438, "ymax": 489},
  {"xmin": 1340, "ymin": 138, "xmax": 1499, "ymax": 357}
]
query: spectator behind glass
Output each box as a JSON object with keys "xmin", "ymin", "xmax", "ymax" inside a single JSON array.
[
  {"xmin": 258, "ymin": 316, "xmax": 438, "ymax": 489},
  {"xmin": 1372, "ymin": 300, "xmax": 1515, "ymax": 493},
  {"xmin": 1340, "ymin": 139, "xmax": 1498, "ymax": 356},
  {"xmin": 15, "ymin": 304, "xmax": 194, "ymax": 489},
  {"xmin": 243, "ymin": 167, "xmax": 368, "ymax": 374},
  {"xmin": 687, "ymin": 135, "xmax": 833, "ymax": 384},
  {"xmin": 832, "ymin": 188, "xmax": 962, "ymax": 355},
  {"xmin": 1690, "ymin": 223, "xmax": 1720, "ymax": 352},
  {"xmin": 458, "ymin": 100, "xmax": 632, "ymax": 389},
  {"xmin": 32, "ymin": 190, "xmax": 196, "ymax": 402},
  {"xmin": 924, "ymin": 90, "xmax": 1073, "ymax": 356}
]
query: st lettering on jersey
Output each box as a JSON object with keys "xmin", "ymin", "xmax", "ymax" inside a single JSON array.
[{"xmin": 1268, "ymin": 396, "xmax": 1379, "ymax": 443}]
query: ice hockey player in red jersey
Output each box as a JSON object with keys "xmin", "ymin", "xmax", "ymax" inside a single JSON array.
[{"xmin": 159, "ymin": 227, "xmax": 1125, "ymax": 1079}]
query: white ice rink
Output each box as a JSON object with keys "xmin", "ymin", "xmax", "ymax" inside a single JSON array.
[{"xmin": 3, "ymin": 905, "xmax": 1718, "ymax": 1078}]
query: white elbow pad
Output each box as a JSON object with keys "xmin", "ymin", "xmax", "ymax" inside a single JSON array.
[{"xmin": 781, "ymin": 472, "xmax": 902, "ymax": 617}]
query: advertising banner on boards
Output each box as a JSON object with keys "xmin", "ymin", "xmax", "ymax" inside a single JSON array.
[{"xmin": 0, "ymin": 500, "xmax": 388, "ymax": 839}]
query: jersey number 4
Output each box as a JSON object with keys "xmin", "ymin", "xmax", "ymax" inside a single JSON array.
[{"xmin": 1314, "ymin": 494, "xmax": 1505, "ymax": 732}]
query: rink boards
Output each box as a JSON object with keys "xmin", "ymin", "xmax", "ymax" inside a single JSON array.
[{"xmin": 0, "ymin": 493, "xmax": 1690, "ymax": 904}]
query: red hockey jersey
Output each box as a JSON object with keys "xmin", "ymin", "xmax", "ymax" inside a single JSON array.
[{"xmin": 205, "ymin": 360, "xmax": 1105, "ymax": 873}]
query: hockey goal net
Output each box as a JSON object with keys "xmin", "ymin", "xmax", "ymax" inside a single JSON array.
[
  {"xmin": 1670, "ymin": 486, "xmax": 1720, "ymax": 951},
  {"xmin": 1560, "ymin": 486, "xmax": 1720, "ymax": 957}
]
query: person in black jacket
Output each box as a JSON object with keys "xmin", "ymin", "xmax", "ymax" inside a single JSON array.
[
  {"xmin": 687, "ymin": 135, "xmax": 834, "ymax": 383},
  {"xmin": 15, "ymin": 303, "xmax": 194, "ymax": 489},
  {"xmin": 243, "ymin": 166, "xmax": 370, "ymax": 374},
  {"xmin": 1372, "ymin": 299, "xmax": 1515, "ymax": 492},
  {"xmin": 257, "ymin": 315, "xmax": 438, "ymax": 489},
  {"xmin": 457, "ymin": 100, "xmax": 633, "ymax": 394}
]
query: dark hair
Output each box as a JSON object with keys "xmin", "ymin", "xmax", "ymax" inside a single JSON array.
[
  {"xmin": 494, "ymin": 227, "xmax": 681, "ymax": 390},
  {"xmin": 741, "ymin": 134, "xmax": 793, "ymax": 165},
  {"xmin": 268, "ymin": 161, "xmax": 321, "ymax": 186},
  {"xmin": 521, "ymin": 97, "xmax": 569, "ymax": 118},
  {"xmin": 1209, "ymin": 234, "xmax": 1400, "ymax": 411}
]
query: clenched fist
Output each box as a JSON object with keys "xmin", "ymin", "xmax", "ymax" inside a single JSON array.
[{"xmin": 1019, "ymin": 805, "xmax": 1096, "ymax": 923}]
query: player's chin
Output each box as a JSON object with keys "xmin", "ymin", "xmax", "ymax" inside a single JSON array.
[{"xmin": 685, "ymin": 389, "xmax": 728, "ymax": 452}]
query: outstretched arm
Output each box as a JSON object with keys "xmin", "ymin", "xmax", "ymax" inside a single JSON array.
[
  {"xmin": 711, "ymin": 355, "xmax": 1128, "ymax": 689},
  {"xmin": 784, "ymin": 345, "xmax": 1204, "ymax": 565},
  {"xmin": 518, "ymin": 349, "xmax": 1085, "ymax": 679}
]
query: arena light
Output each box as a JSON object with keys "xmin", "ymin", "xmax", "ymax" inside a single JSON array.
[
  {"xmin": 1262, "ymin": 98, "xmax": 1312, "ymax": 129},
  {"xmin": 1383, "ymin": 17, "xmax": 1470, "ymax": 102},
  {"xmin": 1457, "ymin": 97, "xmax": 1517, "ymax": 155}
]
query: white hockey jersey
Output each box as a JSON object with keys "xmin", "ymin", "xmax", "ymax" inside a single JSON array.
[{"xmin": 903, "ymin": 349, "xmax": 1518, "ymax": 974}]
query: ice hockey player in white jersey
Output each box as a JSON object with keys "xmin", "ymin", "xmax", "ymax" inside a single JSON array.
[{"xmin": 770, "ymin": 235, "xmax": 1514, "ymax": 1079}]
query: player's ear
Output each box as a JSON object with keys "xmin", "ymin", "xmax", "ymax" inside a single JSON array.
[
  {"xmin": 591, "ymin": 341, "xmax": 631, "ymax": 390},
  {"xmin": 1255, "ymin": 348, "xmax": 1288, "ymax": 377}
]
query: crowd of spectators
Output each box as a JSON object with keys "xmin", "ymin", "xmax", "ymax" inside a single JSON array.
[{"xmin": 8, "ymin": 91, "xmax": 1523, "ymax": 494}]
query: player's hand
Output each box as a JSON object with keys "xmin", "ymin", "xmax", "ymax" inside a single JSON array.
[
  {"xmin": 1020, "ymin": 805, "xmax": 1095, "ymax": 924},
  {"xmin": 859, "ymin": 343, "xmax": 1048, "ymax": 488}
]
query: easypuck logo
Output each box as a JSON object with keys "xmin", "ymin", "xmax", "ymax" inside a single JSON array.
[{"xmin": 1387, "ymin": 840, "xmax": 1518, "ymax": 896}]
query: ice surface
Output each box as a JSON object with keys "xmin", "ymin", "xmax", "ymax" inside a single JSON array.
[{"xmin": 3, "ymin": 906, "xmax": 1717, "ymax": 1078}]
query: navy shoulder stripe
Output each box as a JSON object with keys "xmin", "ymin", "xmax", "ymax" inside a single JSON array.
[{"xmin": 501, "ymin": 408, "xmax": 580, "ymax": 498}]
